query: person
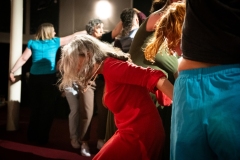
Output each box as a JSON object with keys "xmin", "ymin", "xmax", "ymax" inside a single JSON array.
[
  {"xmin": 9, "ymin": 23, "xmax": 85, "ymax": 145},
  {"xmin": 57, "ymin": 55, "xmax": 94, "ymax": 157},
  {"xmin": 85, "ymin": 18, "xmax": 122, "ymax": 44},
  {"xmin": 56, "ymin": 48, "xmax": 84, "ymax": 150},
  {"xmin": 171, "ymin": 0, "xmax": 240, "ymax": 160},
  {"xmin": 144, "ymin": 2, "xmax": 185, "ymax": 61},
  {"xmin": 128, "ymin": 0, "xmax": 182, "ymax": 159},
  {"xmin": 114, "ymin": 8, "xmax": 146, "ymax": 53},
  {"xmin": 129, "ymin": 0, "xmax": 181, "ymax": 81},
  {"xmin": 69, "ymin": 18, "xmax": 123, "ymax": 157},
  {"xmin": 58, "ymin": 34, "xmax": 173, "ymax": 160}
]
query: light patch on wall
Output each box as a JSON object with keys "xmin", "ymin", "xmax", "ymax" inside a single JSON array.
[{"xmin": 95, "ymin": 1, "xmax": 112, "ymax": 19}]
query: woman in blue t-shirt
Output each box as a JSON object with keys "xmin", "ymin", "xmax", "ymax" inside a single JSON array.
[{"xmin": 9, "ymin": 23, "xmax": 84, "ymax": 145}]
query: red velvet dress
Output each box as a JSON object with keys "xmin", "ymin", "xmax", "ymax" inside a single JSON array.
[{"xmin": 93, "ymin": 57, "xmax": 166, "ymax": 160}]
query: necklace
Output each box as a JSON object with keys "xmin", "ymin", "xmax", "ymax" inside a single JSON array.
[{"xmin": 82, "ymin": 61, "xmax": 103, "ymax": 92}]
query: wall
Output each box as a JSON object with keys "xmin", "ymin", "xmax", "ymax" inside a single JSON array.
[{"xmin": 59, "ymin": 0, "xmax": 132, "ymax": 36}]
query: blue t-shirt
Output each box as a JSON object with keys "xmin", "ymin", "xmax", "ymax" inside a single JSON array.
[{"xmin": 27, "ymin": 37, "xmax": 60, "ymax": 75}]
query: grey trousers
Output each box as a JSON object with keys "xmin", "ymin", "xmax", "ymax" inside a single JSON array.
[
  {"xmin": 79, "ymin": 78, "xmax": 108, "ymax": 141},
  {"xmin": 79, "ymin": 82, "xmax": 95, "ymax": 140},
  {"xmin": 65, "ymin": 78, "xmax": 108, "ymax": 142}
]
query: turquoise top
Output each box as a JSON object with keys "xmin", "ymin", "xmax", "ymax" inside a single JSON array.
[{"xmin": 27, "ymin": 37, "xmax": 60, "ymax": 75}]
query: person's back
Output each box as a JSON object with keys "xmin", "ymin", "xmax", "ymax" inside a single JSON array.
[
  {"xmin": 171, "ymin": 1, "xmax": 240, "ymax": 160},
  {"xmin": 29, "ymin": 38, "xmax": 60, "ymax": 74},
  {"xmin": 115, "ymin": 29, "xmax": 138, "ymax": 53},
  {"xmin": 181, "ymin": 0, "xmax": 240, "ymax": 64},
  {"xmin": 10, "ymin": 22, "xmax": 85, "ymax": 146},
  {"xmin": 129, "ymin": 0, "xmax": 179, "ymax": 83}
]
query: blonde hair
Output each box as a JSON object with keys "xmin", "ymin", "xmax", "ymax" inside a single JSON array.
[
  {"xmin": 35, "ymin": 23, "xmax": 55, "ymax": 40},
  {"xmin": 144, "ymin": 2, "xmax": 185, "ymax": 62},
  {"xmin": 58, "ymin": 35, "xmax": 130, "ymax": 91}
]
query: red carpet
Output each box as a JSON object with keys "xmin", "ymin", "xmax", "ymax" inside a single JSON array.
[
  {"xmin": 0, "ymin": 103, "xmax": 99, "ymax": 160},
  {"xmin": 0, "ymin": 140, "xmax": 84, "ymax": 160}
]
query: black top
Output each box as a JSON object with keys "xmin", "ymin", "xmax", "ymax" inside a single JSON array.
[
  {"xmin": 101, "ymin": 31, "xmax": 115, "ymax": 44},
  {"xmin": 182, "ymin": 0, "xmax": 240, "ymax": 64}
]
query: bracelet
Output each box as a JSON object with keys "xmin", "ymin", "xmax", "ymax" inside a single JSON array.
[{"xmin": 10, "ymin": 71, "xmax": 14, "ymax": 74}]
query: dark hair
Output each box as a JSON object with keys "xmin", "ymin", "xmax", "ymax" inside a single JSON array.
[
  {"xmin": 120, "ymin": 8, "xmax": 136, "ymax": 37},
  {"xmin": 85, "ymin": 19, "xmax": 103, "ymax": 35}
]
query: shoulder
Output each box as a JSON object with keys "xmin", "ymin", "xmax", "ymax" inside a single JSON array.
[
  {"xmin": 27, "ymin": 39, "xmax": 34, "ymax": 48},
  {"xmin": 49, "ymin": 37, "xmax": 61, "ymax": 47},
  {"xmin": 103, "ymin": 58, "xmax": 126, "ymax": 71},
  {"xmin": 52, "ymin": 37, "xmax": 60, "ymax": 43}
]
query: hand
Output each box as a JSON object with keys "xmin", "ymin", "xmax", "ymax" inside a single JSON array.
[{"xmin": 9, "ymin": 72, "xmax": 16, "ymax": 82}]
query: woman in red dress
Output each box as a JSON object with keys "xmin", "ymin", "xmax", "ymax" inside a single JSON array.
[{"xmin": 58, "ymin": 35, "xmax": 173, "ymax": 160}]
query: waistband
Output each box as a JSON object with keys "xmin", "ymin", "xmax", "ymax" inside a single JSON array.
[{"xmin": 179, "ymin": 64, "xmax": 240, "ymax": 78}]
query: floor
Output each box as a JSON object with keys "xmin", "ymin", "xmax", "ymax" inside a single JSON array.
[{"xmin": 0, "ymin": 102, "xmax": 99, "ymax": 160}]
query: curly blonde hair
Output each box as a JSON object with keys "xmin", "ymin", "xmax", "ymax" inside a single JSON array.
[
  {"xmin": 58, "ymin": 35, "xmax": 130, "ymax": 91},
  {"xmin": 144, "ymin": 2, "xmax": 186, "ymax": 62}
]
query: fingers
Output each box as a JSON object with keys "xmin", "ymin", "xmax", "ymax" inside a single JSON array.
[{"xmin": 9, "ymin": 73, "xmax": 16, "ymax": 83}]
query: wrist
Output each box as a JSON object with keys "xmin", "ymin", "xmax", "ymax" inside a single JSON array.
[{"xmin": 10, "ymin": 71, "xmax": 14, "ymax": 74}]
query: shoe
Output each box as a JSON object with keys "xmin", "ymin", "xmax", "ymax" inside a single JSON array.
[
  {"xmin": 97, "ymin": 139, "xmax": 105, "ymax": 150},
  {"xmin": 71, "ymin": 139, "xmax": 81, "ymax": 149},
  {"xmin": 81, "ymin": 143, "xmax": 91, "ymax": 157}
]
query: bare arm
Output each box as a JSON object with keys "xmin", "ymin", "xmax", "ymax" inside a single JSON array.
[
  {"xmin": 60, "ymin": 30, "xmax": 87, "ymax": 46},
  {"xmin": 156, "ymin": 77, "xmax": 173, "ymax": 100},
  {"xmin": 9, "ymin": 48, "xmax": 32, "ymax": 82},
  {"xmin": 111, "ymin": 21, "xmax": 123, "ymax": 39}
]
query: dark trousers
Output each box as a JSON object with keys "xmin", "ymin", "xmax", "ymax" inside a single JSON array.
[
  {"xmin": 158, "ymin": 105, "xmax": 172, "ymax": 160},
  {"xmin": 95, "ymin": 76, "xmax": 108, "ymax": 140},
  {"xmin": 27, "ymin": 73, "xmax": 58, "ymax": 144}
]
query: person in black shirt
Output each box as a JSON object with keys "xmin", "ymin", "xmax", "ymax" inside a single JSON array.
[{"xmin": 171, "ymin": 0, "xmax": 240, "ymax": 160}]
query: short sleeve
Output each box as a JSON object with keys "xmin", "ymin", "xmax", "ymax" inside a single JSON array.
[
  {"xmin": 53, "ymin": 37, "xmax": 60, "ymax": 47},
  {"xmin": 27, "ymin": 40, "xmax": 33, "ymax": 49}
]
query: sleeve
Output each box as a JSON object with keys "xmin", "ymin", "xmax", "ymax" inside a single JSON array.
[
  {"xmin": 27, "ymin": 40, "xmax": 33, "ymax": 49},
  {"xmin": 54, "ymin": 37, "xmax": 61, "ymax": 47},
  {"xmin": 137, "ymin": 12, "xmax": 147, "ymax": 25},
  {"xmin": 103, "ymin": 58, "xmax": 166, "ymax": 92},
  {"xmin": 155, "ymin": 90, "xmax": 172, "ymax": 106},
  {"xmin": 101, "ymin": 31, "xmax": 115, "ymax": 44}
]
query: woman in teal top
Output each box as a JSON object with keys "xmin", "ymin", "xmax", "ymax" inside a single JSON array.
[{"xmin": 9, "ymin": 23, "xmax": 84, "ymax": 145}]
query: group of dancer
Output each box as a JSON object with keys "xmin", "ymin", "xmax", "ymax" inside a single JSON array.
[{"xmin": 9, "ymin": 0, "xmax": 240, "ymax": 159}]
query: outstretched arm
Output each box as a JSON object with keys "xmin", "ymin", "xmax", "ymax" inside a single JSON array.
[
  {"xmin": 9, "ymin": 48, "xmax": 32, "ymax": 82},
  {"xmin": 60, "ymin": 30, "xmax": 87, "ymax": 46}
]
